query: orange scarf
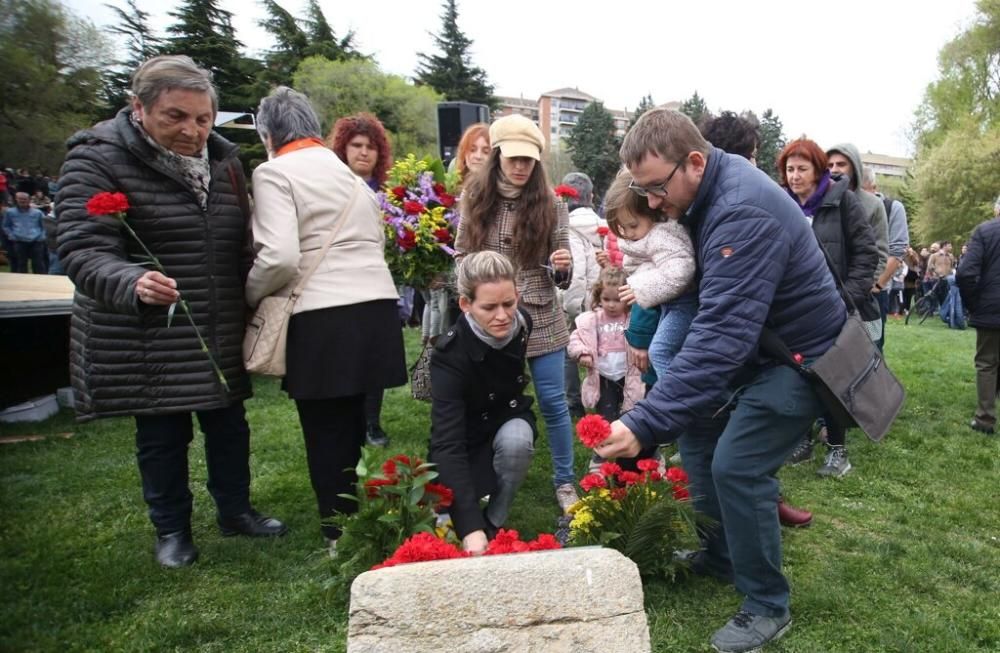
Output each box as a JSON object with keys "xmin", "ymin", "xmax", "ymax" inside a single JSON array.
[{"xmin": 276, "ymin": 137, "xmax": 326, "ymax": 157}]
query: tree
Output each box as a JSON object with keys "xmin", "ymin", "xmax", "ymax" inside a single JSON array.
[
  {"xmin": 162, "ymin": 0, "xmax": 261, "ymax": 110},
  {"xmin": 756, "ymin": 108, "xmax": 786, "ymax": 181},
  {"xmin": 911, "ymin": 0, "xmax": 1000, "ymax": 242},
  {"xmin": 680, "ymin": 91, "xmax": 710, "ymax": 125},
  {"xmin": 414, "ymin": 0, "xmax": 495, "ymax": 108},
  {"xmin": 631, "ymin": 94, "xmax": 656, "ymax": 125},
  {"xmin": 102, "ymin": 0, "xmax": 162, "ymax": 116},
  {"xmin": 565, "ymin": 102, "xmax": 621, "ymax": 198},
  {"xmin": 293, "ymin": 57, "xmax": 442, "ymax": 159},
  {"xmin": 301, "ymin": 0, "xmax": 362, "ymax": 61},
  {"xmin": 258, "ymin": 0, "xmax": 309, "ymax": 85},
  {"xmin": 0, "ymin": 0, "xmax": 112, "ymax": 172}
]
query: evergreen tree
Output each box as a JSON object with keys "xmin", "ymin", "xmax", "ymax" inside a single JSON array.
[
  {"xmin": 302, "ymin": 0, "xmax": 362, "ymax": 61},
  {"xmin": 414, "ymin": 0, "xmax": 495, "ymax": 108},
  {"xmin": 259, "ymin": 0, "xmax": 309, "ymax": 85},
  {"xmin": 102, "ymin": 0, "xmax": 162, "ymax": 116},
  {"xmin": 680, "ymin": 91, "xmax": 710, "ymax": 125},
  {"xmin": 565, "ymin": 102, "xmax": 621, "ymax": 198},
  {"xmin": 162, "ymin": 0, "xmax": 258, "ymax": 110},
  {"xmin": 631, "ymin": 93, "xmax": 656, "ymax": 125},
  {"xmin": 756, "ymin": 108, "xmax": 785, "ymax": 181}
]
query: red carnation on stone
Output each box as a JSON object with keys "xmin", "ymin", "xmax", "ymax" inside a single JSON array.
[
  {"xmin": 576, "ymin": 414, "xmax": 611, "ymax": 448},
  {"xmin": 528, "ymin": 533, "xmax": 561, "ymax": 551}
]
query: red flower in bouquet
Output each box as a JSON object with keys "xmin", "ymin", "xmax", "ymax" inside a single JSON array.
[
  {"xmin": 85, "ymin": 191, "xmax": 130, "ymax": 217},
  {"xmin": 599, "ymin": 461, "xmax": 622, "ymax": 477},
  {"xmin": 438, "ymin": 192, "xmax": 456, "ymax": 208},
  {"xmin": 553, "ymin": 184, "xmax": 580, "ymax": 200},
  {"xmin": 364, "ymin": 477, "xmax": 397, "ymax": 498},
  {"xmin": 610, "ymin": 487, "xmax": 627, "ymax": 501},
  {"xmin": 576, "ymin": 414, "xmax": 611, "ymax": 448},
  {"xmin": 397, "ymin": 229, "xmax": 417, "ymax": 251},
  {"xmin": 580, "ymin": 473, "xmax": 607, "ymax": 492},
  {"xmin": 391, "ymin": 454, "xmax": 414, "ymax": 466},
  {"xmin": 391, "ymin": 185, "xmax": 407, "ymax": 201},
  {"xmin": 433, "ymin": 182, "xmax": 446, "ymax": 195},
  {"xmin": 665, "ymin": 467, "xmax": 688, "ymax": 484},
  {"xmin": 636, "ymin": 459, "xmax": 659, "ymax": 472},
  {"xmin": 372, "ymin": 532, "xmax": 467, "ymax": 570},
  {"xmin": 672, "ymin": 485, "xmax": 690, "ymax": 500},
  {"xmin": 616, "ymin": 470, "xmax": 643, "ymax": 486},
  {"xmin": 403, "ymin": 200, "xmax": 425, "ymax": 215},
  {"xmin": 423, "ymin": 482, "xmax": 454, "ymax": 509},
  {"xmin": 433, "ymin": 228, "xmax": 452, "ymax": 244},
  {"xmin": 381, "ymin": 459, "xmax": 399, "ymax": 478}
]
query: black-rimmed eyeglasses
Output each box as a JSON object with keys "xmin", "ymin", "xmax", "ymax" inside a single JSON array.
[{"xmin": 628, "ymin": 161, "xmax": 682, "ymax": 198}]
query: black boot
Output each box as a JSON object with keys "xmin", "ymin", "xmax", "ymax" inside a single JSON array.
[
  {"xmin": 365, "ymin": 423, "xmax": 390, "ymax": 448},
  {"xmin": 155, "ymin": 530, "xmax": 198, "ymax": 568},
  {"xmin": 218, "ymin": 509, "xmax": 288, "ymax": 537}
]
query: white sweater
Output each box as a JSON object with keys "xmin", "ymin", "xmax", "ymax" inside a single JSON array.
[{"xmin": 618, "ymin": 220, "xmax": 696, "ymax": 309}]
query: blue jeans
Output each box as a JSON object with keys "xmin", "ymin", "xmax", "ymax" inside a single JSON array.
[
  {"xmin": 528, "ymin": 348, "xmax": 576, "ymax": 486},
  {"xmin": 47, "ymin": 249, "xmax": 64, "ymax": 275},
  {"xmin": 485, "ymin": 417, "xmax": 535, "ymax": 528},
  {"xmin": 649, "ymin": 294, "xmax": 697, "ymax": 378},
  {"xmin": 677, "ymin": 364, "xmax": 823, "ymax": 617}
]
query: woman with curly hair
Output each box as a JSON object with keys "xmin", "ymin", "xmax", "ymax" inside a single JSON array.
[
  {"xmin": 329, "ymin": 112, "xmax": 395, "ymax": 447},
  {"xmin": 456, "ymin": 114, "xmax": 578, "ymax": 515},
  {"xmin": 328, "ymin": 112, "xmax": 392, "ymax": 191}
]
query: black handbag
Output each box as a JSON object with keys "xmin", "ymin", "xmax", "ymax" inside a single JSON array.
[{"xmin": 760, "ymin": 239, "xmax": 905, "ymax": 442}]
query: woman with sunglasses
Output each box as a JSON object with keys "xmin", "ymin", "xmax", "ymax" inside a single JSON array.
[{"xmin": 455, "ymin": 115, "xmax": 578, "ymax": 515}]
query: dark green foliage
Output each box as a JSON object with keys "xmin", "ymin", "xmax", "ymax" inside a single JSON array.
[
  {"xmin": 301, "ymin": 0, "xmax": 363, "ymax": 62},
  {"xmin": 757, "ymin": 108, "xmax": 786, "ymax": 181},
  {"xmin": 258, "ymin": 0, "xmax": 309, "ymax": 85},
  {"xmin": 102, "ymin": 0, "xmax": 162, "ymax": 117},
  {"xmin": 680, "ymin": 90, "xmax": 710, "ymax": 125},
  {"xmin": 631, "ymin": 93, "xmax": 656, "ymax": 125},
  {"xmin": 414, "ymin": 0, "xmax": 495, "ymax": 108},
  {"xmin": 565, "ymin": 102, "xmax": 621, "ymax": 198}
]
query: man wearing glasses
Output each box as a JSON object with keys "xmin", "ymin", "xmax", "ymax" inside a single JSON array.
[{"xmin": 595, "ymin": 109, "xmax": 845, "ymax": 653}]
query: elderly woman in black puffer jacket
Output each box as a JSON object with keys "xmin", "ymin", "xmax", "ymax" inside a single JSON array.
[{"xmin": 56, "ymin": 55, "xmax": 285, "ymax": 569}]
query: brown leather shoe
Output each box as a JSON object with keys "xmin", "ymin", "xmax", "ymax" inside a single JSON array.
[{"xmin": 778, "ymin": 496, "xmax": 812, "ymax": 528}]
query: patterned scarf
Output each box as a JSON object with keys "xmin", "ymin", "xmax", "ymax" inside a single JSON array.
[
  {"xmin": 496, "ymin": 172, "xmax": 523, "ymax": 200},
  {"xmin": 130, "ymin": 111, "xmax": 211, "ymax": 210}
]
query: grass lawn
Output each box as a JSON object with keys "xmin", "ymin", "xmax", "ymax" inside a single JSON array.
[{"xmin": 1, "ymin": 318, "xmax": 998, "ymax": 652}]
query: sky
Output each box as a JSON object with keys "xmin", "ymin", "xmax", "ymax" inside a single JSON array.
[{"xmin": 64, "ymin": 0, "xmax": 980, "ymax": 158}]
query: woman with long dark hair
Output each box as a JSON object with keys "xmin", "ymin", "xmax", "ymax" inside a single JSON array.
[{"xmin": 456, "ymin": 115, "xmax": 578, "ymax": 513}]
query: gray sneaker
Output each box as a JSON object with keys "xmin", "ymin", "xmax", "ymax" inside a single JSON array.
[
  {"xmin": 784, "ymin": 436, "xmax": 813, "ymax": 466},
  {"xmin": 711, "ymin": 609, "xmax": 791, "ymax": 653},
  {"xmin": 817, "ymin": 445, "xmax": 852, "ymax": 478},
  {"xmin": 555, "ymin": 483, "xmax": 580, "ymax": 513}
]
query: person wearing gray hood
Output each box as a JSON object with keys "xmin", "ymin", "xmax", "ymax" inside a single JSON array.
[
  {"xmin": 826, "ymin": 142, "xmax": 889, "ymax": 344},
  {"xmin": 560, "ymin": 171, "xmax": 606, "ymax": 419}
]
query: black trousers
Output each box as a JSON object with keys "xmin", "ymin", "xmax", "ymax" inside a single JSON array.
[
  {"xmin": 134, "ymin": 402, "xmax": 252, "ymax": 535},
  {"xmin": 597, "ymin": 376, "xmax": 658, "ymax": 470},
  {"xmin": 294, "ymin": 395, "xmax": 367, "ymax": 539},
  {"xmin": 364, "ymin": 390, "xmax": 383, "ymax": 426}
]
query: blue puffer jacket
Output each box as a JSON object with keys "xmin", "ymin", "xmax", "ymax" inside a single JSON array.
[{"xmin": 622, "ymin": 149, "xmax": 846, "ymax": 446}]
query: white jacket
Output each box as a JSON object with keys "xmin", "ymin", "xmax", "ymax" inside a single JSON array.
[
  {"xmin": 562, "ymin": 207, "xmax": 606, "ymax": 321},
  {"xmin": 618, "ymin": 220, "xmax": 696, "ymax": 309}
]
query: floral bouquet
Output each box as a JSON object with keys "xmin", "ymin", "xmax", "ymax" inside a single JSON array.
[
  {"xmin": 378, "ymin": 154, "xmax": 461, "ymax": 288},
  {"xmin": 327, "ymin": 449, "xmax": 455, "ymax": 596},
  {"xmin": 569, "ymin": 415, "xmax": 705, "ymax": 579}
]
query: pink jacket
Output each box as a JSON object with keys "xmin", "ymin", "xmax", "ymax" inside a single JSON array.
[{"xmin": 567, "ymin": 308, "xmax": 645, "ymax": 411}]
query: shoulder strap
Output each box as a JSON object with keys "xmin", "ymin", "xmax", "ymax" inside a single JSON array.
[
  {"xmin": 288, "ymin": 176, "xmax": 362, "ymax": 301},
  {"xmin": 228, "ymin": 160, "xmax": 251, "ymax": 222}
]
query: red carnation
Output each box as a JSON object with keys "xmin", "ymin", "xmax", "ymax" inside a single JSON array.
[
  {"xmin": 580, "ymin": 473, "xmax": 607, "ymax": 492},
  {"xmin": 433, "ymin": 182, "xmax": 446, "ymax": 195},
  {"xmin": 381, "ymin": 459, "xmax": 398, "ymax": 478},
  {"xmin": 672, "ymin": 485, "xmax": 691, "ymax": 501},
  {"xmin": 434, "ymin": 228, "xmax": 452, "ymax": 244},
  {"xmin": 636, "ymin": 458, "xmax": 659, "ymax": 472},
  {"xmin": 391, "ymin": 454, "xmax": 413, "ymax": 466},
  {"xmin": 438, "ymin": 192, "xmax": 456, "ymax": 208},
  {"xmin": 397, "ymin": 229, "xmax": 417, "ymax": 251},
  {"xmin": 391, "ymin": 185, "xmax": 407, "ymax": 201},
  {"xmin": 599, "ymin": 461, "xmax": 622, "ymax": 478},
  {"xmin": 649, "ymin": 471, "xmax": 663, "ymax": 482},
  {"xmin": 597, "ymin": 226, "xmax": 610, "ymax": 237},
  {"xmin": 616, "ymin": 470, "xmax": 642, "ymax": 486},
  {"xmin": 403, "ymin": 200, "xmax": 425, "ymax": 215},
  {"xmin": 576, "ymin": 414, "xmax": 612, "ymax": 448},
  {"xmin": 85, "ymin": 191, "xmax": 130, "ymax": 217},
  {"xmin": 553, "ymin": 184, "xmax": 580, "ymax": 199},
  {"xmin": 423, "ymin": 482, "xmax": 454, "ymax": 509},
  {"xmin": 665, "ymin": 467, "xmax": 688, "ymax": 484},
  {"xmin": 528, "ymin": 533, "xmax": 561, "ymax": 551},
  {"xmin": 372, "ymin": 532, "xmax": 467, "ymax": 570},
  {"xmin": 485, "ymin": 529, "xmax": 530, "ymax": 555},
  {"xmin": 610, "ymin": 487, "xmax": 627, "ymax": 501}
]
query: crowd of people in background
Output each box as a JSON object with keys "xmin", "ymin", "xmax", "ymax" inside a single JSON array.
[{"xmin": 1, "ymin": 51, "xmax": 992, "ymax": 653}]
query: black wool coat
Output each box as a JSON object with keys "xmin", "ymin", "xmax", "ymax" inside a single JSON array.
[
  {"xmin": 55, "ymin": 108, "xmax": 252, "ymax": 420},
  {"xmin": 957, "ymin": 218, "xmax": 1000, "ymax": 329},
  {"xmin": 428, "ymin": 311, "xmax": 536, "ymax": 539}
]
